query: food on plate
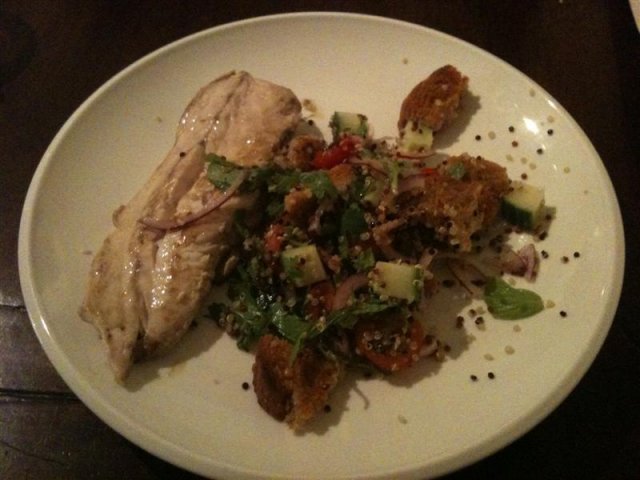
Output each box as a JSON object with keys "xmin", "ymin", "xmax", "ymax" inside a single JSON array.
[
  {"xmin": 252, "ymin": 334, "xmax": 342, "ymax": 429},
  {"xmin": 397, "ymin": 64, "xmax": 468, "ymax": 152},
  {"xmin": 205, "ymin": 66, "xmax": 547, "ymax": 429},
  {"xmin": 79, "ymin": 71, "xmax": 302, "ymax": 381},
  {"xmin": 500, "ymin": 182, "xmax": 546, "ymax": 230},
  {"xmin": 81, "ymin": 66, "xmax": 547, "ymax": 431}
]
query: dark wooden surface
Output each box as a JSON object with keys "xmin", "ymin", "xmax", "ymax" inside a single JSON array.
[{"xmin": 2, "ymin": 1, "xmax": 639, "ymax": 478}]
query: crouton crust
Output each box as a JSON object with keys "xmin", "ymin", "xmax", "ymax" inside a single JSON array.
[
  {"xmin": 286, "ymin": 135, "xmax": 326, "ymax": 170},
  {"xmin": 327, "ymin": 163, "xmax": 356, "ymax": 193},
  {"xmin": 252, "ymin": 335, "xmax": 294, "ymax": 421},
  {"xmin": 403, "ymin": 154, "xmax": 510, "ymax": 251},
  {"xmin": 252, "ymin": 334, "xmax": 343, "ymax": 430},
  {"xmin": 398, "ymin": 65, "xmax": 468, "ymax": 132},
  {"xmin": 284, "ymin": 187, "xmax": 315, "ymax": 224}
]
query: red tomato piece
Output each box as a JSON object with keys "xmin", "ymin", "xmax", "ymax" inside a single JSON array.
[
  {"xmin": 264, "ymin": 223, "xmax": 285, "ymax": 254},
  {"xmin": 305, "ymin": 281, "xmax": 336, "ymax": 320},
  {"xmin": 311, "ymin": 136, "xmax": 358, "ymax": 170},
  {"xmin": 354, "ymin": 316, "xmax": 424, "ymax": 372}
]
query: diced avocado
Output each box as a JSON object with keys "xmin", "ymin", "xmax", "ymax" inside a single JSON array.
[
  {"xmin": 501, "ymin": 183, "xmax": 545, "ymax": 230},
  {"xmin": 398, "ymin": 120, "xmax": 433, "ymax": 152},
  {"xmin": 370, "ymin": 261, "xmax": 424, "ymax": 303},
  {"xmin": 330, "ymin": 111, "xmax": 369, "ymax": 140},
  {"xmin": 281, "ymin": 245, "xmax": 328, "ymax": 287}
]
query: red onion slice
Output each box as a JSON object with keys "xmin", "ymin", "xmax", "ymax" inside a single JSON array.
[
  {"xmin": 418, "ymin": 247, "xmax": 438, "ymax": 269},
  {"xmin": 347, "ymin": 157, "xmax": 387, "ymax": 175},
  {"xmin": 518, "ymin": 243, "xmax": 539, "ymax": 281},
  {"xmin": 397, "ymin": 174, "xmax": 426, "ymax": 194},
  {"xmin": 332, "ymin": 274, "xmax": 369, "ymax": 311},
  {"xmin": 140, "ymin": 170, "xmax": 248, "ymax": 230},
  {"xmin": 372, "ymin": 219, "xmax": 411, "ymax": 261},
  {"xmin": 499, "ymin": 243, "xmax": 539, "ymax": 281},
  {"xmin": 500, "ymin": 247, "xmax": 527, "ymax": 276},
  {"xmin": 396, "ymin": 151, "xmax": 433, "ymax": 160}
]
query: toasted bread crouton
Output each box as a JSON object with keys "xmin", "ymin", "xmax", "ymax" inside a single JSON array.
[
  {"xmin": 287, "ymin": 135, "xmax": 326, "ymax": 170},
  {"xmin": 252, "ymin": 334, "xmax": 342, "ymax": 430},
  {"xmin": 327, "ymin": 163, "xmax": 356, "ymax": 193},
  {"xmin": 398, "ymin": 65, "xmax": 468, "ymax": 132},
  {"xmin": 405, "ymin": 154, "xmax": 509, "ymax": 251},
  {"xmin": 284, "ymin": 187, "xmax": 315, "ymax": 224},
  {"xmin": 252, "ymin": 335, "xmax": 294, "ymax": 421}
]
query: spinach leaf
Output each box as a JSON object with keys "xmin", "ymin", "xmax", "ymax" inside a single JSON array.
[
  {"xmin": 266, "ymin": 199, "xmax": 284, "ymax": 218},
  {"xmin": 270, "ymin": 303, "xmax": 309, "ymax": 344},
  {"xmin": 226, "ymin": 268, "xmax": 271, "ymax": 349},
  {"xmin": 269, "ymin": 170, "xmax": 301, "ymax": 194},
  {"xmin": 348, "ymin": 171, "xmax": 367, "ymax": 202},
  {"xmin": 324, "ymin": 298, "xmax": 400, "ymax": 330},
  {"xmin": 484, "ymin": 277, "xmax": 544, "ymax": 320},
  {"xmin": 340, "ymin": 203, "xmax": 368, "ymax": 237}
]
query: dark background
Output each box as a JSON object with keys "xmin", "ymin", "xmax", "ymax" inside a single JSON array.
[{"xmin": 1, "ymin": 1, "xmax": 639, "ymax": 478}]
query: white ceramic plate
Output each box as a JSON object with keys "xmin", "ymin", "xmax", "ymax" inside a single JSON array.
[
  {"xmin": 630, "ymin": 0, "xmax": 640, "ymax": 30},
  {"xmin": 19, "ymin": 13, "xmax": 624, "ymax": 480}
]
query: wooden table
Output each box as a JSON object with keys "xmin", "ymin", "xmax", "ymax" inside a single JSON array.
[{"xmin": 2, "ymin": 1, "xmax": 639, "ymax": 478}]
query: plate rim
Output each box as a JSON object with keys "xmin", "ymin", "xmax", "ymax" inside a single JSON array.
[{"xmin": 18, "ymin": 11, "xmax": 625, "ymax": 480}]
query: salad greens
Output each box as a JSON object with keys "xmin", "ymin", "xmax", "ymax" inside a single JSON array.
[
  {"xmin": 207, "ymin": 111, "xmax": 549, "ymax": 375},
  {"xmin": 484, "ymin": 277, "xmax": 544, "ymax": 320}
]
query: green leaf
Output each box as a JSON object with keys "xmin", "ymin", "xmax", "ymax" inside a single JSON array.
[
  {"xmin": 353, "ymin": 248, "xmax": 376, "ymax": 272},
  {"xmin": 337, "ymin": 235, "xmax": 350, "ymax": 260},
  {"xmin": 270, "ymin": 303, "xmax": 312, "ymax": 362},
  {"xmin": 447, "ymin": 162, "xmax": 466, "ymax": 180},
  {"xmin": 484, "ymin": 277, "xmax": 544, "ymax": 320},
  {"xmin": 270, "ymin": 304, "xmax": 309, "ymax": 344},
  {"xmin": 226, "ymin": 268, "xmax": 271, "ymax": 349},
  {"xmin": 265, "ymin": 169, "xmax": 337, "ymax": 202},
  {"xmin": 206, "ymin": 154, "xmax": 243, "ymax": 190},
  {"xmin": 299, "ymin": 171, "xmax": 338, "ymax": 200},
  {"xmin": 348, "ymin": 171, "xmax": 367, "ymax": 202},
  {"xmin": 246, "ymin": 256, "xmax": 263, "ymax": 284},
  {"xmin": 266, "ymin": 199, "xmax": 284, "ymax": 218},
  {"xmin": 340, "ymin": 203, "xmax": 368, "ymax": 237},
  {"xmin": 269, "ymin": 170, "xmax": 301, "ymax": 194},
  {"xmin": 324, "ymin": 298, "xmax": 399, "ymax": 331}
]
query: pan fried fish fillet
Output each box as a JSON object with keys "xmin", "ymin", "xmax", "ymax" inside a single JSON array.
[{"xmin": 80, "ymin": 71, "xmax": 301, "ymax": 381}]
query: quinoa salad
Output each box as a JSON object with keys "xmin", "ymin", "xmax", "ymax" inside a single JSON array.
[{"xmin": 205, "ymin": 66, "xmax": 551, "ymax": 430}]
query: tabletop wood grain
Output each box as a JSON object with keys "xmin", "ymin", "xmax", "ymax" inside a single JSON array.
[{"xmin": 2, "ymin": 1, "xmax": 639, "ymax": 478}]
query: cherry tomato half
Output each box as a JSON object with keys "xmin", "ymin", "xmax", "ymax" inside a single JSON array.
[
  {"xmin": 312, "ymin": 136, "xmax": 359, "ymax": 170},
  {"xmin": 354, "ymin": 316, "xmax": 424, "ymax": 372}
]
